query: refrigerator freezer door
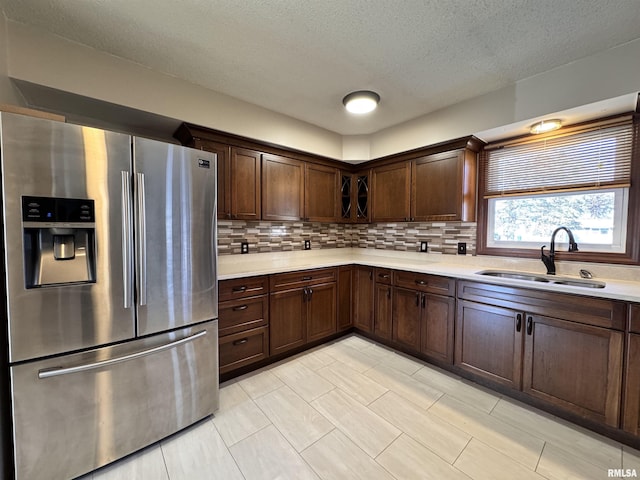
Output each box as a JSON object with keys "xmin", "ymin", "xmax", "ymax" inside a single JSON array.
[
  {"xmin": 0, "ymin": 113, "xmax": 136, "ymax": 362},
  {"xmin": 10, "ymin": 320, "xmax": 219, "ymax": 480},
  {"xmin": 133, "ymin": 138, "xmax": 217, "ymax": 336}
]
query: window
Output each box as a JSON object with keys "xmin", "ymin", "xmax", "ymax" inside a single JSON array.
[{"xmin": 479, "ymin": 115, "xmax": 638, "ymax": 262}]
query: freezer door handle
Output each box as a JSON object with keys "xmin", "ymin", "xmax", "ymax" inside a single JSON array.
[
  {"xmin": 38, "ymin": 330, "xmax": 207, "ymax": 379},
  {"xmin": 136, "ymin": 172, "xmax": 147, "ymax": 306},
  {"xmin": 121, "ymin": 171, "xmax": 134, "ymax": 309}
]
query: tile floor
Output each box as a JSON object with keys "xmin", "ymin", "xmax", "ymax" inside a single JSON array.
[{"xmin": 82, "ymin": 334, "xmax": 640, "ymax": 480}]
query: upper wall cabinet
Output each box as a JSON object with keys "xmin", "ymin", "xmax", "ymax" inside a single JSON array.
[
  {"xmin": 371, "ymin": 162, "xmax": 412, "ymax": 222},
  {"xmin": 412, "ymin": 148, "xmax": 477, "ymax": 222},
  {"xmin": 263, "ymin": 153, "xmax": 340, "ymax": 222},
  {"xmin": 371, "ymin": 147, "xmax": 478, "ymax": 223},
  {"xmin": 340, "ymin": 170, "xmax": 370, "ymax": 223}
]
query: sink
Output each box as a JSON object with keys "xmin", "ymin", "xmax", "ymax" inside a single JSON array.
[{"xmin": 476, "ymin": 270, "xmax": 606, "ymax": 289}]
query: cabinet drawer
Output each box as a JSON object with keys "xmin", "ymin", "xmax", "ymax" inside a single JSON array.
[
  {"xmin": 219, "ymin": 295, "xmax": 268, "ymax": 336},
  {"xmin": 630, "ymin": 304, "xmax": 640, "ymax": 334},
  {"xmin": 270, "ymin": 268, "xmax": 336, "ymax": 292},
  {"xmin": 219, "ymin": 326, "xmax": 269, "ymax": 374},
  {"xmin": 375, "ymin": 267, "xmax": 393, "ymax": 285},
  {"xmin": 219, "ymin": 276, "xmax": 268, "ymax": 301},
  {"xmin": 395, "ymin": 271, "xmax": 455, "ymax": 296}
]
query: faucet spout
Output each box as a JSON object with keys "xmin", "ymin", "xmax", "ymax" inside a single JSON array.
[{"xmin": 540, "ymin": 227, "xmax": 579, "ymax": 275}]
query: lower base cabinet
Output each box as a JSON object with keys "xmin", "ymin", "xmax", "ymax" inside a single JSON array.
[
  {"xmin": 269, "ymin": 268, "xmax": 337, "ymax": 356},
  {"xmin": 456, "ymin": 281, "xmax": 625, "ymax": 428},
  {"xmin": 219, "ymin": 327, "xmax": 269, "ymax": 374}
]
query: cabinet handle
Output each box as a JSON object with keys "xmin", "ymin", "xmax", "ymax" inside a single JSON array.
[
  {"xmin": 421, "ymin": 293, "xmax": 426, "ymax": 308},
  {"xmin": 232, "ymin": 286, "xmax": 247, "ymax": 292},
  {"xmin": 369, "ymin": 271, "xmax": 373, "ymax": 280},
  {"xmin": 387, "ymin": 287, "xmax": 391, "ymax": 299},
  {"xmin": 303, "ymin": 287, "xmax": 308, "ymax": 302},
  {"xmin": 308, "ymin": 288, "xmax": 313, "ymax": 301},
  {"xmin": 378, "ymin": 273, "xmax": 390, "ymax": 279},
  {"xmin": 526, "ymin": 316, "xmax": 533, "ymax": 335},
  {"xmin": 302, "ymin": 276, "xmax": 313, "ymax": 281},
  {"xmin": 516, "ymin": 313, "xmax": 522, "ymax": 332},
  {"xmin": 232, "ymin": 305, "xmax": 248, "ymax": 311},
  {"xmin": 416, "ymin": 292, "xmax": 420, "ymax": 307},
  {"xmin": 232, "ymin": 338, "xmax": 249, "ymax": 346},
  {"xmin": 415, "ymin": 280, "xmax": 427, "ymax": 286}
]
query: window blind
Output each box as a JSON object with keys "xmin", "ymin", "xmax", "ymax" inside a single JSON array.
[{"xmin": 483, "ymin": 117, "xmax": 634, "ymax": 198}]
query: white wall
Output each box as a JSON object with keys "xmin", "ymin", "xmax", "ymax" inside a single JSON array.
[
  {"xmin": 0, "ymin": 13, "xmax": 22, "ymax": 105},
  {"xmin": 369, "ymin": 39, "xmax": 640, "ymax": 159},
  {"xmin": 5, "ymin": 21, "xmax": 344, "ymax": 159},
  {"xmin": 4, "ymin": 20, "xmax": 640, "ymax": 161}
]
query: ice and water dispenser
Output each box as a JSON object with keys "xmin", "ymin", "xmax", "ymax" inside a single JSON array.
[{"xmin": 22, "ymin": 196, "xmax": 97, "ymax": 288}]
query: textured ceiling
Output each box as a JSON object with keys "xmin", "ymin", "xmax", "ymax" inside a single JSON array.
[{"xmin": 2, "ymin": 0, "xmax": 640, "ymax": 135}]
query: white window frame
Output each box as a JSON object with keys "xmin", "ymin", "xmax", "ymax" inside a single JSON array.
[{"xmin": 486, "ymin": 187, "xmax": 629, "ymax": 253}]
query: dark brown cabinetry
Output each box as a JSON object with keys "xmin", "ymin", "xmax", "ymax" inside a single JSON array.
[
  {"xmin": 371, "ymin": 162, "xmax": 412, "ymax": 222},
  {"xmin": 411, "ymin": 149, "xmax": 477, "ymax": 221},
  {"xmin": 269, "ymin": 268, "xmax": 337, "ymax": 355},
  {"xmin": 623, "ymin": 304, "xmax": 640, "ymax": 434},
  {"xmin": 456, "ymin": 281, "xmax": 625, "ymax": 427},
  {"xmin": 371, "ymin": 147, "xmax": 478, "ymax": 223},
  {"xmin": 263, "ymin": 153, "xmax": 339, "ymax": 222},
  {"xmin": 374, "ymin": 268, "xmax": 393, "ymax": 339},
  {"xmin": 353, "ymin": 266, "xmax": 375, "ymax": 332},
  {"xmin": 218, "ymin": 276, "xmax": 269, "ymax": 374},
  {"xmin": 262, "ymin": 154, "xmax": 305, "ymax": 221},
  {"xmin": 393, "ymin": 271, "xmax": 456, "ymax": 362},
  {"xmin": 337, "ymin": 266, "xmax": 353, "ymax": 332},
  {"xmin": 340, "ymin": 170, "xmax": 370, "ymax": 223},
  {"xmin": 179, "ymin": 140, "xmax": 261, "ymax": 221}
]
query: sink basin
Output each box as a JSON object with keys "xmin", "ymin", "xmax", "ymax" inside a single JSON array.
[{"xmin": 476, "ymin": 270, "xmax": 606, "ymax": 289}]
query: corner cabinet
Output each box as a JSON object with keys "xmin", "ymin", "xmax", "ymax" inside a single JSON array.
[
  {"xmin": 456, "ymin": 280, "xmax": 625, "ymax": 427},
  {"xmin": 353, "ymin": 266, "xmax": 375, "ymax": 332},
  {"xmin": 340, "ymin": 170, "xmax": 370, "ymax": 223}
]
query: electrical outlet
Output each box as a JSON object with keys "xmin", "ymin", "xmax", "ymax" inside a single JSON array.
[
  {"xmin": 304, "ymin": 240, "xmax": 311, "ymax": 250},
  {"xmin": 240, "ymin": 242, "xmax": 249, "ymax": 254},
  {"xmin": 457, "ymin": 242, "xmax": 467, "ymax": 255},
  {"xmin": 420, "ymin": 241, "xmax": 428, "ymax": 252}
]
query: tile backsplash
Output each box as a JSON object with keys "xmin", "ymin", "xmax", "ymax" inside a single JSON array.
[{"xmin": 218, "ymin": 220, "xmax": 476, "ymax": 255}]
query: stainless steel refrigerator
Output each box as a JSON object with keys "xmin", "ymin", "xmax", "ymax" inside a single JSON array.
[{"xmin": 0, "ymin": 112, "xmax": 219, "ymax": 480}]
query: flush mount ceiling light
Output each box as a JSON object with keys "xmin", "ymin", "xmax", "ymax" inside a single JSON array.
[
  {"xmin": 342, "ymin": 90, "xmax": 380, "ymax": 114},
  {"xmin": 530, "ymin": 119, "xmax": 562, "ymax": 134}
]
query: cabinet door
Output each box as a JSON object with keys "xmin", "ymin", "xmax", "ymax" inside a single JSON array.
[
  {"xmin": 392, "ymin": 287, "xmax": 421, "ymax": 351},
  {"xmin": 354, "ymin": 266, "xmax": 374, "ymax": 333},
  {"xmin": 371, "ymin": 162, "xmax": 411, "ymax": 222},
  {"xmin": 412, "ymin": 151, "xmax": 461, "ymax": 221},
  {"xmin": 374, "ymin": 283, "xmax": 393, "ymax": 340},
  {"xmin": 624, "ymin": 332, "xmax": 640, "ymax": 434},
  {"xmin": 337, "ymin": 266, "xmax": 353, "ymax": 331},
  {"xmin": 231, "ymin": 147, "xmax": 261, "ymax": 220},
  {"xmin": 354, "ymin": 171, "xmax": 370, "ymax": 223},
  {"xmin": 523, "ymin": 315, "xmax": 623, "ymax": 427},
  {"xmin": 455, "ymin": 300, "xmax": 523, "ymax": 389},
  {"xmin": 306, "ymin": 163, "xmax": 339, "ymax": 222},
  {"xmin": 307, "ymin": 283, "xmax": 337, "ymax": 343},
  {"xmin": 269, "ymin": 289, "xmax": 306, "ymax": 355},
  {"xmin": 262, "ymin": 154, "xmax": 304, "ymax": 221},
  {"xmin": 422, "ymin": 293, "xmax": 455, "ymax": 364}
]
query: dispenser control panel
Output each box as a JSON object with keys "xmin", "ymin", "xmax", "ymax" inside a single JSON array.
[{"xmin": 22, "ymin": 196, "xmax": 95, "ymax": 223}]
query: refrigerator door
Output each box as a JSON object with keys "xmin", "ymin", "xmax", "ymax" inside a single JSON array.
[
  {"xmin": 133, "ymin": 138, "xmax": 217, "ymax": 336},
  {"xmin": 10, "ymin": 320, "xmax": 218, "ymax": 480},
  {"xmin": 0, "ymin": 113, "xmax": 136, "ymax": 362}
]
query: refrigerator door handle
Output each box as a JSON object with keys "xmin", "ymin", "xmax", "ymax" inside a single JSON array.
[
  {"xmin": 37, "ymin": 330, "xmax": 207, "ymax": 379},
  {"xmin": 121, "ymin": 171, "xmax": 134, "ymax": 309},
  {"xmin": 136, "ymin": 172, "xmax": 147, "ymax": 306}
]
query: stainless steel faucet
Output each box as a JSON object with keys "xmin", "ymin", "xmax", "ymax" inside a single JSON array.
[{"xmin": 540, "ymin": 226, "xmax": 579, "ymax": 275}]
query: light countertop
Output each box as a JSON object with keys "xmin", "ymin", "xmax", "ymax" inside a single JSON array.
[{"xmin": 218, "ymin": 248, "xmax": 640, "ymax": 303}]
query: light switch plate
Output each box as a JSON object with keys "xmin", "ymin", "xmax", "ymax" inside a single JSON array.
[
  {"xmin": 420, "ymin": 241, "xmax": 428, "ymax": 252},
  {"xmin": 241, "ymin": 242, "xmax": 249, "ymax": 254}
]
